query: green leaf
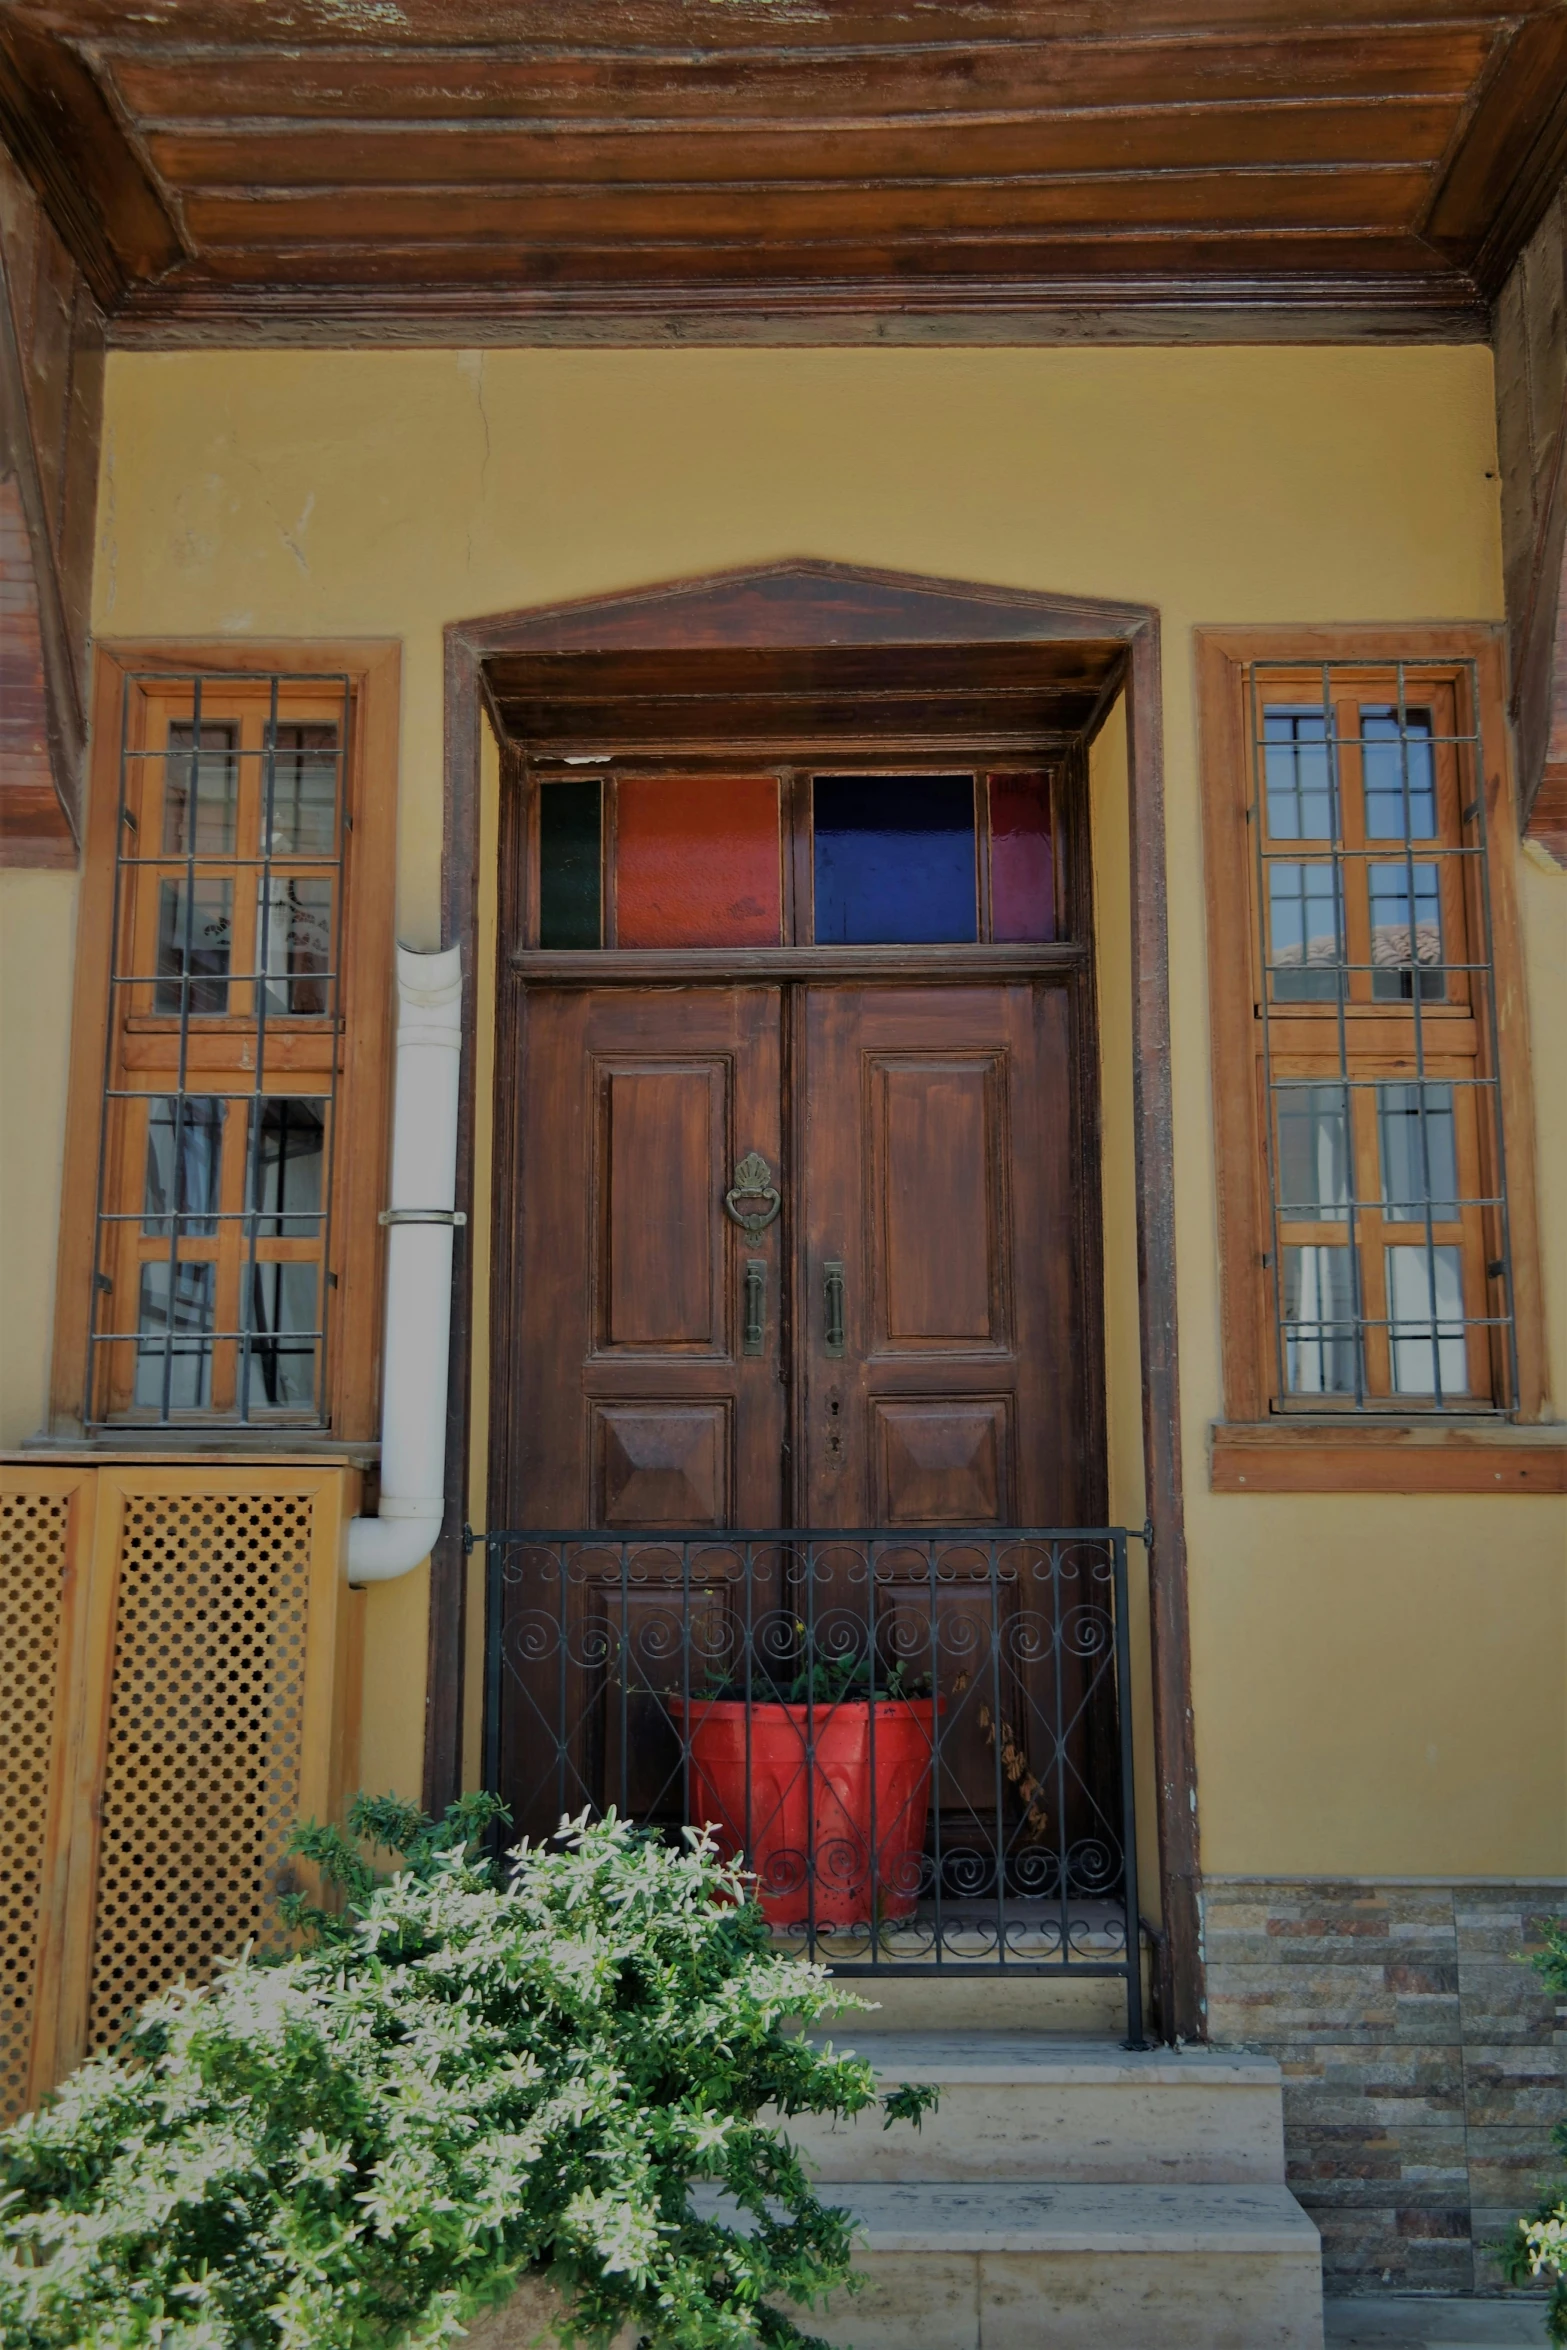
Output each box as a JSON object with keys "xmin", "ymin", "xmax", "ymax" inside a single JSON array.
[{"xmin": 1, "ymin": 1803, "xmax": 876, "ymax": 2350}]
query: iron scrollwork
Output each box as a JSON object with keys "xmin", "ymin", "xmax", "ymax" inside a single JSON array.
[{"xmin": 482, "ymin": 1522, "xmax": 1148, "ymax": 2042}]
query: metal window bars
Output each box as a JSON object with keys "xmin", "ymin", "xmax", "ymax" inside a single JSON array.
[
  {"xmin": 86, "ymin": 671, "xmax": 352, "ymax": 1428},
  {"xmin": 480, "ymin": 1526, "xmax": 1148, "ymax": 2042},
  {"xmin": 1248, "ymin": 660, "xmax": 1517, "ymax": 1415}
]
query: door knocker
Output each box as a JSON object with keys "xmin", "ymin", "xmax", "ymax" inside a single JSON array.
[{"xmin": 724, "ymin": 1151, "xmax": 781, "ymax": 1235}]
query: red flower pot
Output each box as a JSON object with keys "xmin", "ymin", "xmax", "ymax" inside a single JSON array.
[{"xmin": 680, "ymin": 1697, "xmax": 941, "ymax": 1928}]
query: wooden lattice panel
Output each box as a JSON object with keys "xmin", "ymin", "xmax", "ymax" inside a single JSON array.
[
  {"xmin": 87, "ymin": 1492, "xmax": 315, "ymax": 2050},
  {"xmin": 0, "ymin": 1491, "xmax": 69, "ymax": 2121}
]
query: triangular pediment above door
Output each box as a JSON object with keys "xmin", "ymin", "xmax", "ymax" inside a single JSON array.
[
  {"xmin": 462, "ymin": 559, "xmax": 1154, "ymax": 746},
  {"xmin": 455, "ymin": 557, "xmax": 1153, "ymax": 654}
]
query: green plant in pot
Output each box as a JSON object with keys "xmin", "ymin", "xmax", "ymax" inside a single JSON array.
[{"xmin": 680, "ymin": 1636, "xmax": 943, "ymax": 1933}]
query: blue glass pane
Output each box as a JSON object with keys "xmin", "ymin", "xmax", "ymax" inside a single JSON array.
[
  {"xmin": 1362, "ymin": 707, "xmax": 1436, "ymax": 839},
  {"xmin": 1263, "ymin": 707, "xmax": 1334, "ymax": 840},
  {"xmin": 812, "ymin": 775, "xmax": 976, "ymax": 945}
]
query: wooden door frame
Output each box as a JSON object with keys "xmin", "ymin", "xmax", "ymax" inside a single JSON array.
[{"xmin": 439, "ymin": 558, "xmax": 1200, "ymax": 2040}]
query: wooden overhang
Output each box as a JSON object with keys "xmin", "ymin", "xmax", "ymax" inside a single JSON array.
[
  {"xmin": 1, "ymin": 0, "xmax": 1565, "ymax": 345},
  {"xmin": 484, "ymin": 639, "xmax": 1128, "ymax": 754}
]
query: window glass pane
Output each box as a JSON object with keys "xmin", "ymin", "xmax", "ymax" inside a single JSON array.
[
  {"xmin": 244, "ymin": 1264, "xmax": 319, "ymax": 1410},
  {"xmin": 1263, "ymin": 707, "xmax": 1334, "ymax": 839},
  {"xmin": 267, "ymin": 722, "xmax": 339, "ymax": 855},
  {"xmin": 1378, "ymin": 1083, "xmax": 1459, "ymax": 1222},
  {"xmin": 1267, "ymin": 861, "xmax": 1343, "ymax": 999},
  {"xmin": 250, "ymin": 1098, "xmax": 326, "ymax": 1234},
  {"xmin": 813, "ymin": 774, "xmax": 976, "ymax": 945},
  {"xmin": 988, "ymin": 774, "xmax": 1055, "ymax": 944},
  {"xmin": 142, "ymin": 1096, "xmax": 225, "ymax": 1236},
  {"xmin": 616, "ymin": 776, "xmax": 781, "ymax": 948},
  {"xmin": 1283, "ymin": 1246, "xmax": 1359, "ymax": 1394},
  {"xmin": 156, "ymin": 877, "xmax": 232, "ymax": 1014},
  {"xmin": 1275, "ymin": 1084, "xmax": 1350, "ymax": 1221},
  {"xmin": 1387, "ymin": 1246, "xmax": 1468, "ymax": 1396},
  {"xmin": 1369, "ymin": 862, "xmax": 1444, "ymax": 999},
  {"xmin": 1362, "ymin": 707, "xmax": 1436, "ymax": 840},
  {"xmin": 135, "ymin": 1261, "xmax": 215, "ymax": 1409},
  {"xmin": 260, "ymin": 876, "xmax": 333, "ymax": 1014},
  {"xmin": 162, "ymin": 722, "xmax": 238, "ymax": 855},
  {"xmin": 539, "ymin": 780, "xmax": 602, "ymax": 948}
]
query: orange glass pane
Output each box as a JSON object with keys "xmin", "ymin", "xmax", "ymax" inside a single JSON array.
[{"xmin": 615, "ymin": 776, "xmax": 782, "ymax": 947}]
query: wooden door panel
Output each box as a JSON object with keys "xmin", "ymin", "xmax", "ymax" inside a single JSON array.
[
  {"xmin": 593, "ymin": 1401, "xmax": 730, "ymax": 1528},
  {"xmin": 597, "ymin": 1063, "xmax": 725, "ymax": 1352},
  {"xmin": 872, "ymin": 1396, "xmax": 1010, "ymax": 1524},
  {"xmin": 872, "ymin": 1056, "xmax": 1006, "ymax": 1350},
  {"xmin": 802, "ymin": 984, "xmax": 1077, "ymax": 1529},
  {"xmin": 593, "ymin": 1578, "xmax": 734, "ymax": 1825},
  {"xmin": 516, "ymin": 987, "xmax": 784, "ymax": 1532}
]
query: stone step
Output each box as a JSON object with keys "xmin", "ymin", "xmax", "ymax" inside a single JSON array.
[
  {"xmin": 1325, "ymin": 2300, "xmax": 1554, "ymax": 2346},
  {"xmin": 827, "ymin": 1963, "xmax": 1141, "ymax": 2035},
  {"xmin": 787, "ymin": 2031, "xmax": 1287, "ymax": 2183},
  {"xmin": 794, "ymin": 2181, "xmax": 1325, "ymax": 2350}
]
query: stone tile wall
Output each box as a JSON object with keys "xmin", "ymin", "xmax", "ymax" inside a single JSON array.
[{"xmin": 1202, "ymin": 1879, "xmax": 1566, "ymax": 2295}]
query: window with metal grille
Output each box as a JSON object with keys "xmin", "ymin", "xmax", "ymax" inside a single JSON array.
[
  {"xmin": 1247, "ymin": 661, "xmax": 1516, "ymax": 1413},
  {"xmin": 87, "ymin": 674, "xmax": 353, "ymax": 1427}
]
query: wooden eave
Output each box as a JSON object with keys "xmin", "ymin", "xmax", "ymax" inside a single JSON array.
[
  {"xmin": 1, "ymin": 0, "xmax": 1565, "ymax": 345},
  {"xmin": 485, "ymin": 638, "xmax": 1127, "ymax": 749}
]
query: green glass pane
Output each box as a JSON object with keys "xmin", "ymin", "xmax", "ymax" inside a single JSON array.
[{"xmin": 539, "ymin": 780, "xmax": 602, "ymax": 948}]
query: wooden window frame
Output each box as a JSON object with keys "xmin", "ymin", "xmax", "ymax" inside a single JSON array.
[
  {"xmin": 50, "ymin": 641, "xmax": 399, "ymax": 1445},
  {"xmin": 1196, "ymin": 624, "xmax": 1561, "ymax": 1496}
]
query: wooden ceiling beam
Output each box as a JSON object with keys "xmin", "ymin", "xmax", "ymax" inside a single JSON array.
[
  {"xmin": 0, "ymin": 219, "xmax": 84, "ymax": 860},
  {"xmin": 0, "ymin": 21, "xmax": 183, "ymax": 303},
  {"xmin": 1420, "ymin": 12, "xmax": 1567, "ymax": 286},
  {"xmin": 175, "ymin": 169, "xmax": 1434, "ymax": 249},
  {"xmin": 106, "ymin": 260, "xmax": 1487, "ymax": 349},
  {"xmin": 99, "ymin": 29, "xmax": 1494, "ymax": 123},
  {"xmin": 0, "ymin": 0, "xmax": 1550, "ymax": 343},
  {"xmin": 15, "ymin": 0, "xmax": 1565, "ymax": 48},
  {"xmin": 488, "ymin": 642, "xmax": 1125, "ymax": 692},
  {"xmin": 142, "ymin": 105, "xmax": 1465, "ymax": 192}
]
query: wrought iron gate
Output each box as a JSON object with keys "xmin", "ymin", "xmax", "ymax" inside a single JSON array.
[{"xmin": 480, "ymin": 1526, "xmax": 1146, "ymax": 2041}]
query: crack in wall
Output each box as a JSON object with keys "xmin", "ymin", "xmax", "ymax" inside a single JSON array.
[{"xmin": 458, "ymin": 349, "xmax": 492, "ymax": 573}]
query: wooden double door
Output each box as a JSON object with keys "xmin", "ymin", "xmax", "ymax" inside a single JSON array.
[{"xmin": 513, "ymin": 979, "xmax": 1085, "ymax": 1535}]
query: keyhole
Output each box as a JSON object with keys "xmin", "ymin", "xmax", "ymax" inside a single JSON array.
[{"xmin": 826, "ymin": 1392, "xmax": 843, "ymax": 1461}]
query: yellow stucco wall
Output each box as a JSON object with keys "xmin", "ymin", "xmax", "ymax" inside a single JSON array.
[
  {"xmin": 0, "ymin": 871, "xmax": 76, "ymax": 1444},
  {"xmin": 2, "ymin": 343, "xmax": 1559, "ymax": 1874}
]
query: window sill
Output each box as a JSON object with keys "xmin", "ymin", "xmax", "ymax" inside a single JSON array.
[
  {"xmin": 1208, "ymin": 1419, "xmax": 1567, "ymax": 1495},
  {"xmin": 13, "ymin": 1430, "xmax": 379, "ymax": 1467}
]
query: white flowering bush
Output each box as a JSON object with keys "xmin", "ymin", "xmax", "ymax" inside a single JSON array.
[
  {"xmin": 1495, "ymin": 1917, "xmax": 1566, "ymax": 2342},
  {"xmin": 0, "ymin": 1805, "xmax": 931, "ymax": 2350},
  {"xmin": 1515, "ymin": 2210, "xmax": 1566, "ymax": 2324}
]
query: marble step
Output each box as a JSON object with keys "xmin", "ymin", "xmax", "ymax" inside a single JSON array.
[
  {"xmin": 1325, "ymin": 2300, "xmax": 1554, "ymax": 2346},
  {"xmin": 792, "ymin": 2180, "xmax": 1324, "ymax": 2350},
  {"xmin": 827, "ymin": 1964, "xmax": 1139, "ymax": 2035},
  {"xmin": 786, "ymin": 2031, "xmax": 1286, "ymax": 2183}
]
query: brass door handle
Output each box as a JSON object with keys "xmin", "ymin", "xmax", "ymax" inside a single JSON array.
[
  {"xmin": 744, "ymin": 1258, "xmax": 766, "ymax": 1357},
  {"xmin": 724, "ymin": 1151, "xmax": 781, "ymax": 1235},
  {"xmin": 824, "ymin": 1260, "xmax": 846, "ymax": 1357}
]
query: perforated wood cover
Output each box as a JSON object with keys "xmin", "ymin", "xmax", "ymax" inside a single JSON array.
[
  {"xmin": 0, "ymin": 1491, "xmax": 69, "ymax": 2121},
  {"xmin": 87, "ymin": 1492, "xmax": 314, "ymax": 2050}
]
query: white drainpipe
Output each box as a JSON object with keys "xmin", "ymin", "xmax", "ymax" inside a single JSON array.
[{"xmin": 347, "ymin": 944, "xmax": 464, "ymax": 1586}]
